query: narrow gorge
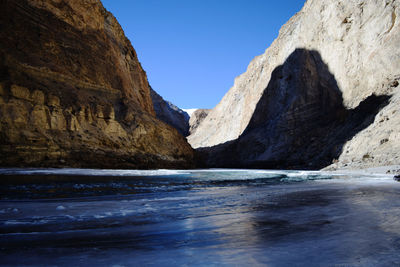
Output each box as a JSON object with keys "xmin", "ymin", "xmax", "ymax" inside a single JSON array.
[{"xmin": 0, "ymin": 0, "xmax": 399, "ymax": 171}]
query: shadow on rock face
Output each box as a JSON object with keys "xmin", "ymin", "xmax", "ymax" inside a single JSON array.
[
  {"xmin": 196, "ymin": 48, "xmax": 391, "ymax": 170},
  {"xmin": 150, "ymin": 87, "xmax": 190, "ymax": 137}
]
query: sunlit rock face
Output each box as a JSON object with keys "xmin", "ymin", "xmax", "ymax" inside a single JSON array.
[
  {"xmin": 189, "ymin": 0, "xmax": 400, "ymax": 169},
  {"xmin": 189, "ymin": 109, "xmax": 210, "ymax": 135},
  {"xmin": 0, "ymin": 0, "xmax": 194, "ymax": 168}
]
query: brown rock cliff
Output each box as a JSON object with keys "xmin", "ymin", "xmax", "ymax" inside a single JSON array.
[{"xmin": 0, "ymin": 0, "xmax": 194, "ymax": 168}]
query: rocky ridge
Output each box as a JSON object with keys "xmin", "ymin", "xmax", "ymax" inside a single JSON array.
[
  {"xmin": 191, "ymin": 0, "xmax": 400, "ymax": 169},
  {"xmin": 188, "ymin": 109, "xmax": 210, "ymax": 135},
  {"xmin": 150, "ymin": 88, "xmax": 190, "ymax": 136},
  {"xmin": 0, "ymin": 0, "xmax": 194, "ymax": 168}
]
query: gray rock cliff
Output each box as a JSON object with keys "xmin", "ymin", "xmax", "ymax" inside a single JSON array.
[
  {"xmin": 150, "ymin": 88, "xmax": 190, "ymax": 136},
  {"xmin": 191, "ymin": 0, "xmax": 400, "ymax": 169},
  {"xmin": 189, "ymin": 109, "xmax": 210, "ymax": 135}
]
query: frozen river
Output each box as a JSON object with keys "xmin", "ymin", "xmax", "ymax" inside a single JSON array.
[{"xmin": 0, "ymin": 168, "xmax": 399, "ymax": 266}]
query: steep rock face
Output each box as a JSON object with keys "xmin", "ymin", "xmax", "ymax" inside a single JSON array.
[
  {"xmin": 0, "ymin": 0, "xmax": 194, "ymax": 168},
  {"xmin": 192, "ymin": 0, "xmax": 399, "ymax": 169},
  {"xmin": 327, "ymin": 77, "xmax": 400, "ymax": 170},
  {"xmin": 150, "ymin": 88, "xmax": 190, "ymax": 136},
  {"xmin": 189, "ymin": 109, "xmax": 210, "ymax": 135}
]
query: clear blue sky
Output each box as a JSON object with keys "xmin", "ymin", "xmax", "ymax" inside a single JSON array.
[{"xmin": 101, "ymin": 0, "xmax": 305, "ymax": 109}]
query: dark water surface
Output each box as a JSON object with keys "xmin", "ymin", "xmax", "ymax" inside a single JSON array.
[{"xmin": 0, "ymin": 169, "xmax": 399, "ymax": 266}]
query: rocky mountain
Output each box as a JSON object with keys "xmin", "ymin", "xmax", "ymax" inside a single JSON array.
[
  {"xmin": 0, "ymin": 0, "xmax": 194, "ymax": 168},
  {"xmin": 191, "ymin": 0, "xmax": 400, "ymax": 169},
  {"xmin": 150, "ymin": 88, "xmax": 190, "ymax": 136},
  {"xmin": 188, "ymin": 109, "xmax": 210, "ymax": 135}
]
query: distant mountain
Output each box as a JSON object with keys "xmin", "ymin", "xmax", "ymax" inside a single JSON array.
[
  {"xmin": 182, "ymin": 109, "xmax": 198, "ymax": 117},
  {"xmin": 150, "ymin": 88, "xmax": 190, "ymax": 136},
  {"xmin": 188, "ymin": 109, "xmax": 210, "ymax": 135}
]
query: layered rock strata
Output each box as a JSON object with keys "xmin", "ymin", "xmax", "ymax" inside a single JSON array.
[
  {"xmin": 0, "ymin": 0, "xmax": 194, "ymax": 168},
  {"xmin": 191, "ymin": 0, "xmax": 400, "ymax": 169},
  {"xmin": 150, "ymin": 88, "xmax": 190, "ymax": 136}
]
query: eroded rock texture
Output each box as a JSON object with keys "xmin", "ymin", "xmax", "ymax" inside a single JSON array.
[
  {"xmin": 192, "ymin": 0, "xmax": 400, "ymax": 169},
  {"xmin": 150, "ymin": 88, "xmax": 190, "ymax": 137},
  {"xmin": 0, "ymin": 0, "xmax": 194, "ymax": 168},
  {"xmin": 188, "ymin": 109, "xmax": 210, "ymax": 135}
]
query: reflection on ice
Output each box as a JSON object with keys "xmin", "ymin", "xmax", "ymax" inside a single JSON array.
[{"xmin": 0, "ymin": 169, "xmax": 399, "ymax": 266}]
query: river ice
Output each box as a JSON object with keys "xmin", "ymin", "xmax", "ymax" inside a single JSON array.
[{"xmin": 0, "ymin": 169, "xmax": 399, "ymax": 266}]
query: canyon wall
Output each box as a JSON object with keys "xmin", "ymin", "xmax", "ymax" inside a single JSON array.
[
  {"xmin": 188, "ymin": 109, "xmax": 210, "ymax": 135},
  {"xmin": 150, "ymin": 88, "xmax": 190, "ymax": 136},
  {"xmin": 191, "ymin": 0, "xmax": 400, "ymax": 169},
  {"xmin": 0, "ymin": 0, "xmax": 194, "ymax": 168}
]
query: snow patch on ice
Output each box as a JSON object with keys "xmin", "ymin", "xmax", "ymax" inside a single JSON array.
[
  {"xmin": 4, "ymin": 219, "xmax": 49, "ymax": 225},
  {"xmin": 0, "ymin": 208, "xmax": 19, "ymax": 214},
  {"xmin": 0, "ymin": 168, "xmax": 191, "ymax": 177}
]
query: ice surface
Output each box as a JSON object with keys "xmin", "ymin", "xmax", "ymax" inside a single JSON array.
[
  {"xmin": 0, "ymin": 169, "xmax": 399, "ymax": 266},
  {"xmin": 0, "ymin": 168, "xmax": 191, "ymax": 177}
]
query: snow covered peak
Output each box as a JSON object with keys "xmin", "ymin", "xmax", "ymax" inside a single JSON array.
[{"xmin": 182, "ymin": 109, "xmax": 198, "ymax": 117}]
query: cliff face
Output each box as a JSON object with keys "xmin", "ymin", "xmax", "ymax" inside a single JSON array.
[
  {"xmin": 191, "ymin": 0, "xmax": 400, "ymax": 169},
  {"xmin": 0, "ymin": 0, "xmax": 194, "ymax": 168},
  {"xmin": 188, "ymin": 109, "xmax": 210, "ymax": 135},
  {"xmin": 150, "ymin": 88, "xmax": 190, "ymax": 137}
]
